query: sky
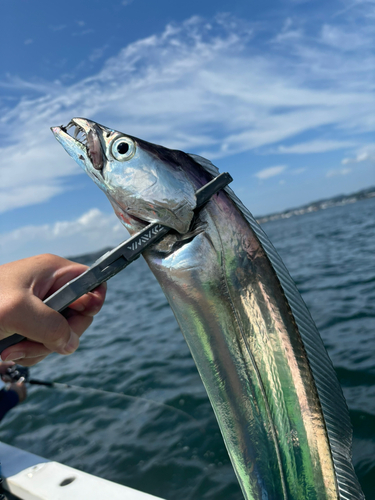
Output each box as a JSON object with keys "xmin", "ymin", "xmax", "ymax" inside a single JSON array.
[{"xmin": 0, "ymin": 0, "xmax": 374, "ymax": 264}]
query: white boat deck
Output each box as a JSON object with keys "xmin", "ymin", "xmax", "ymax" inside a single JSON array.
[{"xmin": 0, "ymin": 442, "xmax": 165, "ymax": 500}]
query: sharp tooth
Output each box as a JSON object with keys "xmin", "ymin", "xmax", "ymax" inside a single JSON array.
[{"xmin": 75, "ymin": 126, "xmax": 84, "ymax": 140}]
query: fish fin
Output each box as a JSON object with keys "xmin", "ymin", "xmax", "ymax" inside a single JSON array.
[
  {"xmin": 191, "ymin": 154, "xmax": 365, "ymax": 500},
  {"xmin": 188, "ymin": 154, "xmax": 220, "ymax": 176}
]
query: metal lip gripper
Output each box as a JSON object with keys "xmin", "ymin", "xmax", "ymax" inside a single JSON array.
[{"xmin": 0, "ymin": 172, "xmax": 233, "ymax": 353}]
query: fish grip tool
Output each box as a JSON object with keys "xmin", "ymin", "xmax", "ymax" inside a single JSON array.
[{"xmin": 0, "ymin": 172, "xmax": 233, "ymax": 354}]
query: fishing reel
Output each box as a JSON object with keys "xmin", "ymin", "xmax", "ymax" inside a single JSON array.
[
  {"xmin": 3, "ymin": 365, "xmax": 51, "ymax": 387},
  {"xmin": 4, "ymin": 365, "xmax": 29, "ymax": 383}
]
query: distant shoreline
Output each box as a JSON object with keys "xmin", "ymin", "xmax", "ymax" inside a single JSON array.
[{"xmin": 256, "ymin": 186, "xmax": 375, "ymax": 224}]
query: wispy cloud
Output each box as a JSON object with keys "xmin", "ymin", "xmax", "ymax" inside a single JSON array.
[
  {"xmin": 320, "ymin": 24, "xmax": 372, "ymax": 50},
  {"xmin": 326, "ymin": 168, "xmax": 352, "ymax": 177},
  {"xmin": 342, "ymin": 145, "xmax": 375, "ymax": 164},
  {"xmin": 89, "ymin": 45, "xmax": 109, "ymax": 62},
  {"xmin": 50, "ymin": 25, "xmax": 67, "ymax": 32},
  {"xmin": 290, "ymin": 168, "xmax": 307, "ymax": 175},
  {"xmin": 272, "ymin": 17, "xmax": 303, "ymax": 43},
  {"xmin": 276, "ymin": 140, "xmax": 356, "ymax": 154},
  {"xmin": 0, "ymin": 11, "xmax": 374, "ymax": 213},
  {"xmin": 0, "ymin": 209, "xmax": 123, "ymax": 265},
  {"xmin": 72, "ymin": 29, "xmax": 94, "ymax": 37},
  {"xmin": 255, "ymin": 165, "xmax": 287, "ymax": 180}
]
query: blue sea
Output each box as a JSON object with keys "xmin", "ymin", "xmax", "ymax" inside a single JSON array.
[{"xmin": 1, "ymin": 196, "xmax": 374, "ymax": 499}]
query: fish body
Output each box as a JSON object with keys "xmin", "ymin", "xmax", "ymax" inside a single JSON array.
[{"xmin": 52, "ymin": 118, "xmax": 364, "ymax": 500}]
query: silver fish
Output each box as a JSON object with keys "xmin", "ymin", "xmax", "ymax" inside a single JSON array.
[{"xmin": 52, "ymin": 118, "xmax": 365, "ymax": 500}]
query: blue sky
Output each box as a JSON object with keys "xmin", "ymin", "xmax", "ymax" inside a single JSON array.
[{"xmin": 0, "ymin": 0, "xmax": 374, "ymax": 263}]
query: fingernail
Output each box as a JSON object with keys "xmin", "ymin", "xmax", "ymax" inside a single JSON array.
[
  {"xmin": 63, "ymin": 330, "xmax": 80, "ymax": 355},
  {"xmin": 3, "ymin": 352, "xmax": 25, "ymax": 362}
]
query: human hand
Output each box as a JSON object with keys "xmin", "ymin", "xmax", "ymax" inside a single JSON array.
[
  {"xmin": 0, "ymin": 254, "xmax": 107, "ymax": 366},
  {"xmin": 0, "ymin": 360, "xmax": 15, "ymax": 376},
  {"xmin": 7, "ymin": 380, "xmax": 27, "ymax": 403}
]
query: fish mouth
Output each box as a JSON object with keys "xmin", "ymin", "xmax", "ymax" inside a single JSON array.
[
  {"xmin": 51, "ymin": 118, "xmax": 104, "ymax": 177},
  {"xmin": 52, "ymin": 118, "xmax": 151, "ymax": 231}
]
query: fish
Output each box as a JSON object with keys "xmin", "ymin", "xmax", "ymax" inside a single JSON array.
[{"xmin": 51, "ymin": 118, "xmax": 365, "ymax": 500}]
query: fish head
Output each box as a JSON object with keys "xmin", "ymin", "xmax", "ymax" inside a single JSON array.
[{"xmin": 51, "ymin": 118, "xmax": 197, "ymax": 234}]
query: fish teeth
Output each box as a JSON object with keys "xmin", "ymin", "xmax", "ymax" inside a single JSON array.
[{"xmin": 72, "ymin": 125, "xmax": 88, "ymax": 147}]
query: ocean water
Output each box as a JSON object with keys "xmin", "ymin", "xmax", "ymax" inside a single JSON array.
[{"xmin": 0, "ymin": 196, "xmax": 374, "ymax": 499}]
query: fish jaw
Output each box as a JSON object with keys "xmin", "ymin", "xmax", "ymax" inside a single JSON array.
[{"xmin": 51, "ymin": 118, "xmax": 106, "ymax": 191}]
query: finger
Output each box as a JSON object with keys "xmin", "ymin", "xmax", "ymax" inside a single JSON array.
[
  {"xmin": 1, "ymin": 295, "xmax": 79, "ymax": 356},
  {"xmin": 17, "ymin": 355, "xmax": 49, "ymax": 367},
  {"xmin": 30, "ymin": 256, "xmax": 88, "ymax": 299},
  {"xmin": 68, "ymin": 283, "xmax": 107, "ymax": 316},
  {"xmin": 66, "ymin": 314, "xmax": 93, "ymax": 337},
  {"xmin": 62, "ymin": 309, "xmax": 94, "ymax": 336},
  {"xmin": 46, "ymin": 261, "xmax": 89, "ymax": 296},
  {"xmin": 3, "ymin": 255, "xmax": 88, "ymax": 300},
  {"xmin": 1, "ymin": 339, "xmax": 52, "ymax": 363},
  {"xmin": 0, "ymin": 360, "xmax": 15, "ymax": 374}
]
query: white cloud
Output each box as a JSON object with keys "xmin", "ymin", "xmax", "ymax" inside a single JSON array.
[
  {"xmin": 72, "ymin": 29, "xmax": 94, "ymax": 37},
  {"xmin": 342, "ymin": 145, "xmax": 375, "ymax": 164},
  {"xmin": 0, "ymin": 209, "xmax": 125, "ymax": 265},
  {"xmin": 89, "ymin": 45, "xmax": 109, "ymax": 62},
  {"xmin": 320, "ymin": 24, "xmax": 371, "ymax": 50},
  {"xmin": 50, "ymin": 25, "xmax": 67, "ymax": 32},
  {"xmin": 255, "ymin": 165, "xmax": 287, "ymax": 180},
  {"xmin": 276, "ymin": 140, "xmax": 356, "ymax": 154},
  {"xmin": 273, "ymin": 29, "xmax": 303, "ymax": 43},
  {"xmin": 326, "ymin": 168, "xmax": 352, "ymax": 177},
  {"xmin": 290, "ymin": 168, "xmax": 307, "ymax": 175},
  {"xmin": 272, "ymin": 17, "xmax": 303, "ymax": 43},
  {"xmin": 0, "ymin": 13, "xmax": 374, "ymax": 214}
]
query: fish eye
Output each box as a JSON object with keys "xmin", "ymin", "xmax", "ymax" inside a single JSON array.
[
  {"xmin": 117, "ymin": 142, "xmax": 128, "ymax": 154},
  {"xmin": 111, "ymin": 137, "xmax": 136, "ymax": 161}
]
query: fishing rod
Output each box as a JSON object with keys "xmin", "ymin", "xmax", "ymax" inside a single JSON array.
[{"xmin": 4, "ymin": 365, "xmax": 204, "ymax": 431}]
